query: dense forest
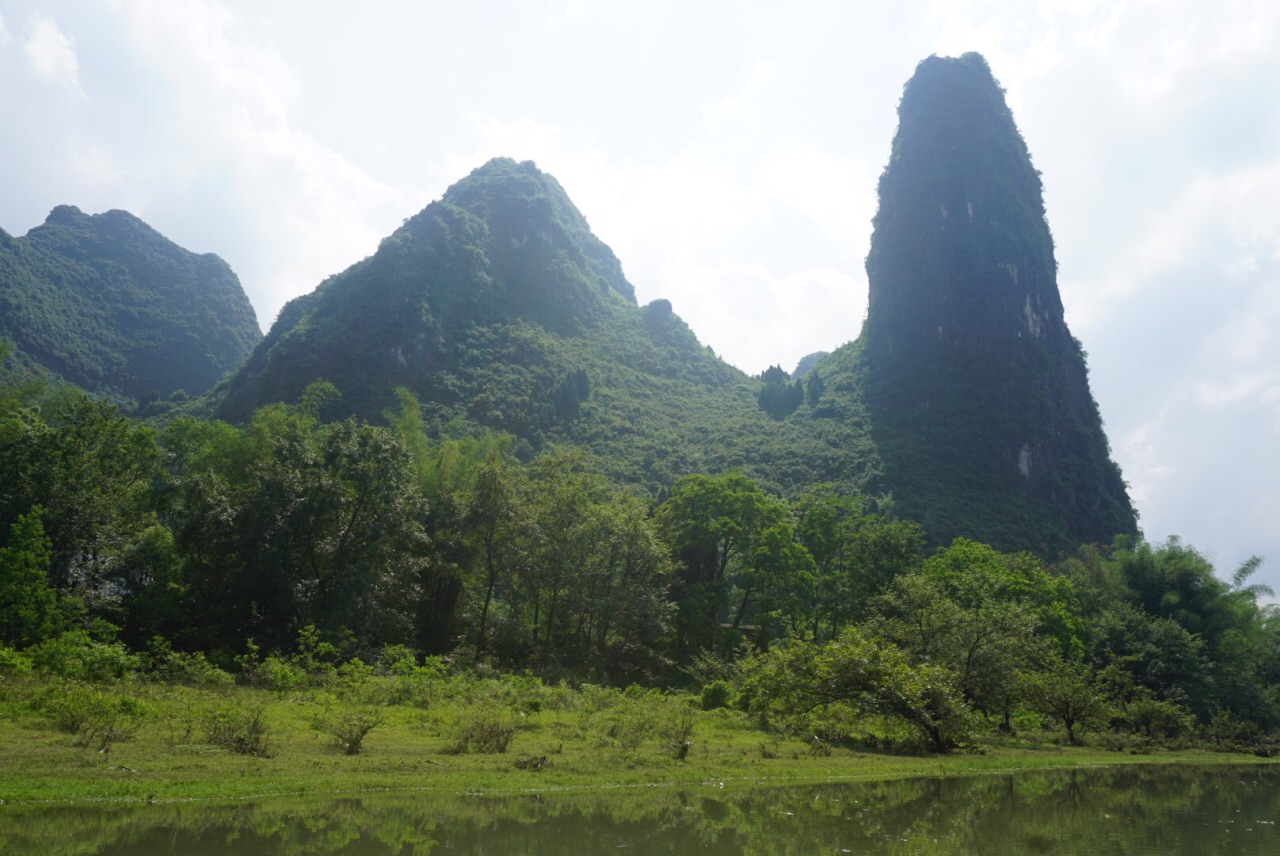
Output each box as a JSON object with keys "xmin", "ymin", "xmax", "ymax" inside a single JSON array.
[{"xmin": 1, "ymin": 357, "xmax": 1277, "ymax": 752}]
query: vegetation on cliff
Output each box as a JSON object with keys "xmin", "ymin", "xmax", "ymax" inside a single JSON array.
[{"xmin": 0, "ymin": 206, "xmax": 260, "ymax": 405}]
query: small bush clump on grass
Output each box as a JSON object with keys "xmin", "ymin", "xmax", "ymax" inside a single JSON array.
[
  {"xmin": 447, "ymin": 711, "xmax": 515, "ymax": 754},
  {"xmin": 314, "ymin": 706, "xmax": 385, "ymax": 755},
  {"xmin": 701, "ymin": 680, "xmax": 732, "ymax": 711},
  {"xmin": 31, "ymin": 683, "xmax": 148, "ymax": 749},
  {"xmin": 205, "ymin": 703, "xmax": 273, "ymax": 757},
  {"xmin": 27, "ymin": 630, "xmax": 139, "ymax": 682},
  {"xmin": 144, "ymin": 638, "xmax": 233, "ymax": 687},
  {"xmin": 660, "ymin": 702, "xmax": 697, "ymax": 759}
]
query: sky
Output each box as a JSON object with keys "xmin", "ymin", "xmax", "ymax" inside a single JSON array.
[{"xmin": 1, "ymin": 1, "xmax": 1278, "ymax": 591}]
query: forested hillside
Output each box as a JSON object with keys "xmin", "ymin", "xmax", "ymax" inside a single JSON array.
[
  {"xmin": 0, "ymin": 205, "xmax": 260, "ymax": 405},
  {"xmin": 211, "ymin": 157, "xmax": 878, "ymax": 500}
]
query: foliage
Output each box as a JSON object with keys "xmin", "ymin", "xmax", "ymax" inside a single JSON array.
[
  {"xmin": 447, "ymin": 710, "xmax": 515, "ymax": 754},
  {"xmin": 0, "ymin": 508, "xmax": 58, "ymax": 647},
  {"xmin": 204, "ymin": 703, "xmax": 273, "ymax": 757},
  {"xmin": 314, "ymin": 706, "xmax": 385, "ymax": 755},
  {"xmin": 1022, "ymin": 658, "xmax": 1107, "ymax": 746},
  {"xmin": 26, "ymin": 630, "xmax": 139, "ymax": 683},
  {"xmin": 0, "ymin": 206, "xmax": 260, "ymax": 404},
  {"xmin": 746, "ymin": 629, "xmax": 972, "ymax": 753}
]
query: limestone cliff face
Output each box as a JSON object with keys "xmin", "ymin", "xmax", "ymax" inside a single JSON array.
[{"xmin": 859, "ymin": 53, "xmax": 1136, "ymax": 551}]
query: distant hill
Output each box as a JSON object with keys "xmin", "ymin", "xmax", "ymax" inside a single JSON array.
[
  {"xmin": 0, "ymin": 206, "xmax": 261, "ymax": 403},
  {"xmin": 211, "ymin": 158, "xmax": 877, "ymax": 497}
]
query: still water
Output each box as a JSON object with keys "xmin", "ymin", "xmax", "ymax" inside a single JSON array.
[{"xmin": 3, "ymin": 765, "xmax": 1278, "ymax": 855}]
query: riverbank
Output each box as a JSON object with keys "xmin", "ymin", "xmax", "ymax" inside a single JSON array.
[{"xmin": 1, "ymin": 674, "xmax": 1274, "ymax": 804}]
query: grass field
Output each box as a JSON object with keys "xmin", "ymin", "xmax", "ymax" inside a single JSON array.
[{"xmin": 2, "ymin": 668, "xmax": 1274, "ymax": 805}]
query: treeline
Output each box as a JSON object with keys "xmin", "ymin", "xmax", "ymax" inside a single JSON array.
[{"xmin": 2, "ymin": 369, "xmax": 1278, "ymax": 750}]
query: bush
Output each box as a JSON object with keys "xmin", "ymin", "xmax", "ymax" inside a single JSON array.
[
  {"xmin": 250, "ymin": 656, "xmax": 307, "ymax": 692},
  {"xmin": 315, "ymin": 707, "xmax": 385, "ymax": 755},
  {"xmin": 0, "ymin": 646, "xmax": 33, "ymax": 677},
  {"xmin": 205, "ymin": 704, "xmax": 273, "ymax": 757},
  {"xmin": 1123, "ymin": 697, "xmax": 1195, "ymax": 741},
  {"xmin": 144, "ymin": 639, "xmax": 233, "ymax": 687},
  {"xmin": 447, "ymin": 711, "xmax": 515, "ymax": 754},
  {"xmin": 27, "ymin": 631, "xmax": 139, "ymax": 682},
  {"xmin": 701, "ymin": 680, "xmax": 732, "ymax": 711},
  {"xmin": 32, "ymin": 684, "xmax": 148, "ymax": 749},
  {"xmin": 379, "ymin": 644, "xmax": 418, "ymax": 676},
  {"xmin": 660, "ymin": 704, "xmax": 697, "ymax": 759},
  {"xmin": 387, "ymin": 659, "xmax": 447, "ymax": 708}
]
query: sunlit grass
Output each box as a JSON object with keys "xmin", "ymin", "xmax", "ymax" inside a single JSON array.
[{"xmin": 1, "ymin": 672, "xmax": 1273, "ymax": 805}]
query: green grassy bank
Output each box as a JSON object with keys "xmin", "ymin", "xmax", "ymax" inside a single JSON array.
[{"xmin": 2, "ymin": 670, "xmax": 1273, "ymax": 805}]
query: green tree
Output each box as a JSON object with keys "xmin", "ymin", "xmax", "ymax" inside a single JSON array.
[
  {"xmin": 0, "ymin": 392, "xmax": 159, "ymax": 599},
  {"xmin": 747, "ymin": 627, "xmax": 971, "ymax": 753},
  {"xmin": 171, "ymin": 398, "xmax": 430, "ymax": 655},
  {"xmin": 1022, "ymin": 656, "xmax": 1107, "ymax": 745},
  {"xmin": 794, "ymin": 485, "xmax": 924, "ymax": 639},
  {"xmin": 654, "ymin": 472, "xmax": 787, "ymax": 658},
  {"xmin": 0, "ymin": 508, "xmax": 58, "ymax": 647}
]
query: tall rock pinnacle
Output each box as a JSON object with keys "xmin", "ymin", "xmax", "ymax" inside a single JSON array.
[{"xmin": 861, "ymin": 53, "xmax": 1137, "ymax": 552}]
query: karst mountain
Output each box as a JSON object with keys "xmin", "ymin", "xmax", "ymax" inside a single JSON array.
[
  {"xmin": 0, "ymin": 205, "xmax": 260, "ymax": 403},
  {"xmin": 0, "ymin": 53, "xmax": 1137, "ymax": 555}
]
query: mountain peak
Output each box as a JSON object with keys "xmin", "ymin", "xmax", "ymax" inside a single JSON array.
[
  {"xmin": 440, "ymin": 157, "xmax": 635, "ymax": 303},
  {"xmin": 1, "ymin": 206, "xmax": 261, "ymax": 402},
  {"xmin": 865, "ymin": 51, "xmax": 1059, "ymax": 361},
  {"xmin": 857, "ymin": 52, "xmax": 1136, "ymax": 552}
]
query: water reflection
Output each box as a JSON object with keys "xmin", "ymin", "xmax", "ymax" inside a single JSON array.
[{"xmin": 3, "ymin": 765, "xmax": 1279, "ymax": 855}]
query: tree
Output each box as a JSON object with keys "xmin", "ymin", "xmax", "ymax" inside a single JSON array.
[
  {"xmin": 1022, "ymin": 657, "xmax": 1106, "ymax": 745},
  {"xmin": 654, "ymin": 472, "xmax": 787, "ymax": 658},
  {"xmin": 872, "ymin": 539, "xmax": 1079, "ymax": 728},
  {"xmin": 171, "ymin": 399, "xmax": 430, "ymax": 655},
  {"xmin": 0, "ymin": 508, "xmax": 58, "ymax": 647},
  {"xmin": 465, "ymin": 447, "xmax": 526, "ymax": 654},
  {"xmin": 794, "ymin": 485, "xmax": 923, "ymax": 639},
  {"xmin": 747, "ymin": 628, "xmax": 971, "ymax": 753},
  {"xmin": 0, "ymin": 392, "xmax": 159, "ymax": 598}
]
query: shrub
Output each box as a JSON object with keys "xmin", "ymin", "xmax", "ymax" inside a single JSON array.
[
  {"xmin": 701, "ymin": 680, "xmax": 732, "ymax": 711},
  {"xmin": 33, "ymin": 684, "xmax": 148, "ymax": 749},
  {"xmin": 448, "ymin": 711, "xmax": 515, "ymax": 754},
  {"xmin": 379, "ymin": 644, "xmax": 417, "ymax": 676},
  {"xmin": 315, "ymin": 707, "xmax": 385, "ymax": 755},
  {"xmin": 0, "ymin": 646, "xmax": 33, "ymax": 677},
  {"xmin": 205, "ymin": 704, "xmax": 273, "ymax": 757},
  {"xmin": 252, "ymin": 656, "xmax": 307, "ymax": 692},
  {"xmin": 144, "ymin": 640, "xmax": 233, "ymax": 687},
  {"xmin": 27, "ymin": 631, "xmax": 139, "ymax": 682},
  {"xmin": 660, "ymin": 704, "xmax": 697, "ymax": 759}
]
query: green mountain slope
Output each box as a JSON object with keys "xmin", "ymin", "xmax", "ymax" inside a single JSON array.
[
  {"xmin": 0, "ymin": 206, "xmax": 261, "ymax": 402},
  {"xmin": 212, "ymin": 158, "xmax": 878, "ymax": 498}
]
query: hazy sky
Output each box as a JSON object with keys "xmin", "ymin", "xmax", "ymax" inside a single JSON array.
[{"xmin": 1, "ymin": 1, "xmax": 1278, "ymax": 589}]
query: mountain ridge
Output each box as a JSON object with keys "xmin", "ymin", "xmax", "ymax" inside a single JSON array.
[{"xmin": 0, "ymin": 204, "xmax": 261, "ymax": 403}]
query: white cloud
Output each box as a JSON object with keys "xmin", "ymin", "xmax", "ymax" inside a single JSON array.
[
  {"xmin": 23, "ymin": 13, "xmax": 81, "ymax": 89},
  {"xmin": 675, "ymin": 263, "xmax": 863, "ymax": 374},
  {"xmin": 100, "ymin": 0, "xmax": 403, "ymax": 327},
  {"xmin": 705, "ymin": 62, "xmax": 777, "ymax": 133},
  {"xmin": 0, "ymin": 12, "xmax": 11, "ymax": 49}
]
